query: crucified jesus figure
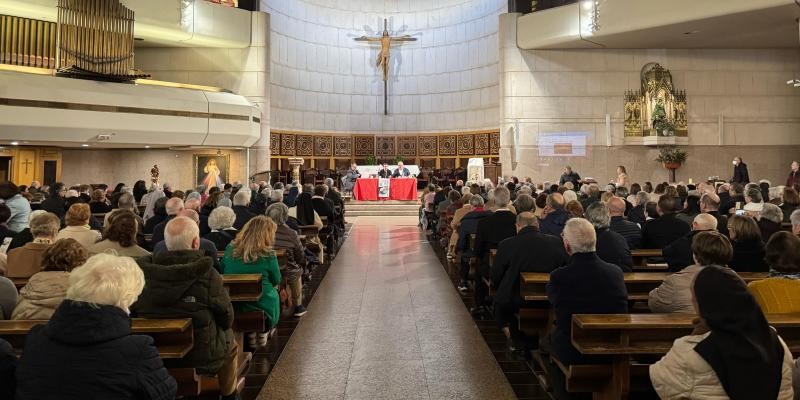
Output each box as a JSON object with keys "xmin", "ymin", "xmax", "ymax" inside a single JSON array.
[{"xmin": 354, "ymin": 19, "xmax": 417, "ymax": 82}]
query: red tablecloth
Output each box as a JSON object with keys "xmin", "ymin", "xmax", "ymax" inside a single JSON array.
[{"xmin": 353, "ymin": 178, "xmax": 417, "ymax": 201}]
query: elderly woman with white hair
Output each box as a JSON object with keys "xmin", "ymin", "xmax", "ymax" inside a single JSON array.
[
  {"xmin": 14, "ymin": 253, "xmax": 177, "ymax": 399},
  {"xmin": 266, "ymin": 203, "xmax": 307, "ymax": 317},
  {"xmin": 541, "ymin": 218, "xmax": 627, "ymax": 370},
  {"xmin": 203, "ymin": 206, "xmax": 238, "ymax": 252}
]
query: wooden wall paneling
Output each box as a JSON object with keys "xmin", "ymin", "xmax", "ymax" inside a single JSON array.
[
  {"xmin": 313, "ymin": 135, "xmax": 332, "ymax": 157},
  {"xmin": 296, "ymin": 135, "xmax": 313, "ymax": 156},
  {"xmin": 270, "ymin": 132, "xmax": 281, "ymax": 154},
  {"xmin": 490, "ymin": 132, "xmax": 500, "ymax": 155},
  {"xmin": 353, "ymin": 135, "xmax": 375, "ymax": 157},
  {"xmin": 457, "ymin": 134, "xmax": 474, "ymax": 155},
  {"xmin": 438, "ymin": 135, "xmax": 457, "ymax": 156},
  {"xmin": 280, "ymin": 135, "xmax": 296, "ymax": 156},
  {"xmin": 418, "ymin": 136, "xmax": 437, "ymax": 156},
  {"xmin": 375, "ymin": 136, "xmax": 395, "ymax": 157},
  {"xmin": 333, "ymin": 136, "xmax": 352, "ymax": 157}
]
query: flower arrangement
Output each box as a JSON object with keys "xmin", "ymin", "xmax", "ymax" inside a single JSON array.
[{"xmin": 655, "ymin": 147, "xmax": 687, "ymax": 168}]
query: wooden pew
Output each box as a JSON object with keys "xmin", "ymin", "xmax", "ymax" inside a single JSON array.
[
  {"xmin": 0, "ymin": 318, "xmax": 193, "ymax": 359},
  {"xmin": 565, "ymin": 313, "xmax": 800, "ymax": 399},
  {"xmin": 521, "ymin": 271, "xmax": 768, "ymax": 302},
  {"xmin": 630, "ymin": 249, "xmax": 665, "ymax": 271},
  {"xmin": 518, "ymin": 271, "xmax": 769, "ymax": 338}
]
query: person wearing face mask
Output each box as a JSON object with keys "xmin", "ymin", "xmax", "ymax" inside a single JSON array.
[{"xmin": 731, "ymin": 156, "xmax": 750, "ymax": 184}]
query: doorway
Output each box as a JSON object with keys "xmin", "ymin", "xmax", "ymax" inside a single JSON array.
[{"xmin": 0, "ymin": 157, "xmax": 11, "ymax": 182}]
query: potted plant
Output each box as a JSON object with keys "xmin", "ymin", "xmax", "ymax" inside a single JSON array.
[
  {"xmin": 393, "ymin": 155, "xmax": 404, "ymax": 164},
  {"xmin": 655, "ymin": 147, "xmax": 687, "ymax": 169},
  {"xmin": 365, "ymin": 155, "xmax": 377, "ymax": 165},
  {"xmin": 653, "ymin": 120, "xmax": 677, "ymax": 136}
]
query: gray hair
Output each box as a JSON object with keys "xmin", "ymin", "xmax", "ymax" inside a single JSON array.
[
  {"xmin": 493, "ymin": 187, "xmax": 510, "ymax": 208},
  {"xmin": 270, "ymin": 190, "xmax": 283, "ymax": 203},
  {"xmin": 563, "ymin": 218, "xmax": 596, "ymax": 253},
  {"xmin": 469, "ymin": 195, "xmax": 484, "ymax": 207},
  {"xmin": 563, "ymin": 190, "xmax": 577, "ymax": 204},
  {"xmin": 117, "ymin": 193, "xmax": 135, "ymax": 210},
  {"xmin": 760, "ymin": 203, "xmax": 783, "ymax": 224},
  {"xmin": 516, "ymin": 212, "xmax": 538, "ymax": 228},
  {"xmin": 791, "ymin": 209, "xmax": 800, "ymax": 226},
  {"xmin": 514, "ymin": 194, "xmax": 535, "ymax": 213},
  {"xmin": 266, "ymin": 202, "xmax": 289, "ymax": 225},
  {"xmin": 584, "ymin": 202, "xmax": 611, "ymax": 229},
  {"xmin": 233, "ymin": 190, "xmax": 250, "ymax": 206},
  {"xmin": 693, "ymin": 213, "xmax": 718, "ymax": 231},
  {"xmin": 217, "ymin": 197, "xmax": 232, "ymax": 208},
  {"xmin": 66, "ymin": 254, "xmax": 144, "ymax": 312},
  {"xmin": 273, "ymin": 182, "xmax": 284, "ymax": 191},
  {"xmin": 636, "ymin": 191, "xmax": 650, "ymax": 206},
  {"xmin": 325, "ymin": 178, "xmax": 334, "ymax": 188},
  {"xmin": 30, "ymin": 212, "xmax": 60, "ymax": 238},
  {"xmin": 208, "ymin": 206, "xmax": 235, "ymax": 230},
  {"xmin": 164, "ymin": 216, "xmax": 199, "ymax": 251}
]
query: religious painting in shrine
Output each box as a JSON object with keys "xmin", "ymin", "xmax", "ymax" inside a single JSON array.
[{"xmin": 194, "ymin": 154, "xmax": 230, "ymax": 190}]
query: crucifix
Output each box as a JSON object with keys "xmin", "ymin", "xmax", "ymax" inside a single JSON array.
[
  {"xmin": 21, "ymin": 158, "xmax": 33, "ymax": 174},
  {"xmin": 354, "ymin": 19, "xmax": 417, "ymax": 115}
]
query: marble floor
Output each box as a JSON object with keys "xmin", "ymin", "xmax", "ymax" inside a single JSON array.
[{"xmin": 258, "ymin": 216, "xmax": 516, "ymax": 400}]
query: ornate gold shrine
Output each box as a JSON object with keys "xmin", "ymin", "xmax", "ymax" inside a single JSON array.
[{"xmin": 624, "ymin": 63, "xmax": 687, "ymax": 145}]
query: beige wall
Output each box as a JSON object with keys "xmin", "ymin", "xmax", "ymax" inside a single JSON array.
[
  {"xmin": 61, "ymin": 149, "xmax": 247, "ymax": 190},
  {"xmin": 498, "ymin": 13, "xmax": 800, "ymax": 185},
  {"xmin": 135, "ymin": 11, "xmax": 271, "ymax": 175}
]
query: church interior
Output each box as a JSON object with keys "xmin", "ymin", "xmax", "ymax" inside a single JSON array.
[{"xmin": 0, "ymin": 0, "xmax": 800, "ymax": 399}]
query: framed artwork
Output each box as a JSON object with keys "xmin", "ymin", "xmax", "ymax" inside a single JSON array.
[{"xmin": 194, "ymin": 154, "xmax": 230, "ymax": 190}]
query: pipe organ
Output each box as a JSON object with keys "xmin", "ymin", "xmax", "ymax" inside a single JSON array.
[{"xmin": 0, "ymin": 15, "xmax": 57, "ymax": 69}]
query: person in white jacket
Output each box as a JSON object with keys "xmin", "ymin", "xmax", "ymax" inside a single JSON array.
[{"xmin": 650, "ymin": 265, "xmax": 795, "ymax": 400}]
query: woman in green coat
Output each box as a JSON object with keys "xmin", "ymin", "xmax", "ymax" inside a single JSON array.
[{"xmin": 221, "ymin": 216, "xmax": 281, "ymax": 346}]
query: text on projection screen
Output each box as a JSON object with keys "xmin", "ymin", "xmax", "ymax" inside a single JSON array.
[{"xmin": 538, "ymin": 133, "xmax": 588, "ymax": 157}]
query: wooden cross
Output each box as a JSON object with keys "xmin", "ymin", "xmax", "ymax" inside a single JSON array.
[
  {"xmin": 21, "ymin": 158, "xmax": 32, "ymax": 174},
  {"xmin": 354, "ymin": 19, "xmax": 417, "ymax": 115}
]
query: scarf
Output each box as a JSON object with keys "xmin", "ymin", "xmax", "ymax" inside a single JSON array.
[{"xmin": 692, "ymin": 265, "xmax": 784, "ymax": 400}]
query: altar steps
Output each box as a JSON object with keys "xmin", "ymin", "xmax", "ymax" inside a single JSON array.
[{"xmin": 344, "ymin": 200, "xmax": 420, "ymax": 217}]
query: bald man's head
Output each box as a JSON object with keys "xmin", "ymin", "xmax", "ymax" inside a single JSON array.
[
  {"xmin": 164, "ymin": 216, "xmax": 200, "ymax": 251},
  {"xmin": 184, "ymin": 198, "xmax": 201, "ymax": 212},
  {"xmin": 165, "ymin": 197, "xmax": 184, "ymax": 216},
  {"xmin": 607, "ymin": 197, "xmax": 626, "ymax": 216},
  {"xmin": 177, "ymin": 209, "xmax": 200, "ymax": 225},
  {"xmin": 693, "ymin": 213, "xmax": 718, "ymax": 232}
]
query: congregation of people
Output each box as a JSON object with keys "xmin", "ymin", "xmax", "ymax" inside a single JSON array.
[
  {"xmin": 0, "ymin": 177, "xmax": 347, "ymax": 399},
  {"xmin": 422, "ymin": 158, "xmax": 800, "ymax": 399}
]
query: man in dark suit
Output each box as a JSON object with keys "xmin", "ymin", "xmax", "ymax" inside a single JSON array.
[
  {"xmin": 558, "ymin": 166, "xmax": 581, "ymax": 188},
  {"xmin": 642, "ymin": 196, "xmax": 691, "ymax": 249},
  {"xmin": 719, "ymin": 183, "xmax": 745, "ymax": 215},
  {"xmin": 540, "ymin": 193, "xmax": 571, "ymax": 237},
  {"xmin": 392, "ymin": 161, "xmax": 411, "ymax": 178},
  {"xmin": 700, "ymin": 193, "xmax": 728, "ymax": 236},
  {"xmin": 472, "ymin": 187, "xmax": 517, "ymax": 317},
  {"xmin": 152, "ymin": 197, "xmax": 184, "ymax": 245},
  {"xmin": 585, "ymin": 202, "xmax": 633, "ymax": 271},
  {"xmin": 607, "ymin": 197, "xmax": 642, "ymax": 249},
  {"xmin": 663, "ymin": 213, "xmax": 718, "ymax": 272},
  {"xmin": 493, "ymin": 212, "xmax": 568, "ymax": 352},
  {"xmin": 731, "ymin": 156, "xmax": 750, "ymax": 184},
  {"xmin": 377, "ymin": 163, "xmax": 392, "ymax": 178},
  {"xmin": 543, "ymin": 218, "xmax": 628, "ymax": 367},
  {"xmin": 231, "ymin": 191, "xmax": 255, "ymax": 230},
  {"xmin": 456, "ymin": 196, "xmax": 492, "ymax": 292}
]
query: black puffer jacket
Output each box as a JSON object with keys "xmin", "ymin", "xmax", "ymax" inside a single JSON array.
[
  {"xmin": 133, "ymin": 250, "xmax": 234, "ymax": 373},
  {"xmin": 15, "ymin": 300, "xmax": 176, "ymax": 400}
]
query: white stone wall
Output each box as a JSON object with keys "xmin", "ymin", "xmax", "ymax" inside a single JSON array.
[
  {"xmin": 499, "ymin": 13, "xmax": 800, "ymax": 185},
  {"xmin": 261, "ymin": 0, "xmax": 506, "ymax": 133},
  {"xmin": 135, "ymin": 11, "xmax": 271, "ymax": 176}
]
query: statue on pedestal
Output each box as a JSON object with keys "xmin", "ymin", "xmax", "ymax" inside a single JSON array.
[{"xmin": 150, "ymin": 164, "xmax": 159, "ymax": 185}]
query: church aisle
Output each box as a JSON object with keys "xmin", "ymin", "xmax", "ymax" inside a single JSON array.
[{"xmin": 258, "ymin": 216, "xmax": 516, "ymax": 400}]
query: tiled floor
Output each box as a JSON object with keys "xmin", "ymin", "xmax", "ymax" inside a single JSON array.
[{"xmin": 257, "ymin": 216, "xmax": 516, "ymax": 400}]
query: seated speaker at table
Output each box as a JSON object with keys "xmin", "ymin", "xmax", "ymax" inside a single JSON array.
[
  {"xmin": 378, "ymin": 163, "xmax": 392, "ymax": 178},
  {"xmin": 342, "ymin": 163, "xmax": 360, "ymax": 192},
  {"xmin": 392, "ymin": 161, "xmax": 411, "ymax": 178}
]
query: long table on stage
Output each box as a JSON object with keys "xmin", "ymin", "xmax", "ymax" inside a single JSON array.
[{"xmin": 353, "ymin": 178, "xmax": 417, "ymax": 201}]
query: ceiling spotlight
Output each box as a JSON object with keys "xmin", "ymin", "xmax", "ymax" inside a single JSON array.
[
  {"xmin": 145, "ymin": 145, "xmax": 151, "ymax": 149},
  {"xmin": 81, "ymin": 144, "xmax": 89, "ymax": 147},
  {"xmin": 9, "ymin": 142, "xmax": 18, "ymax": 146},
  {"xmin": 788, "ymin": 79, "xmax": 800, "ymax": 87}
]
